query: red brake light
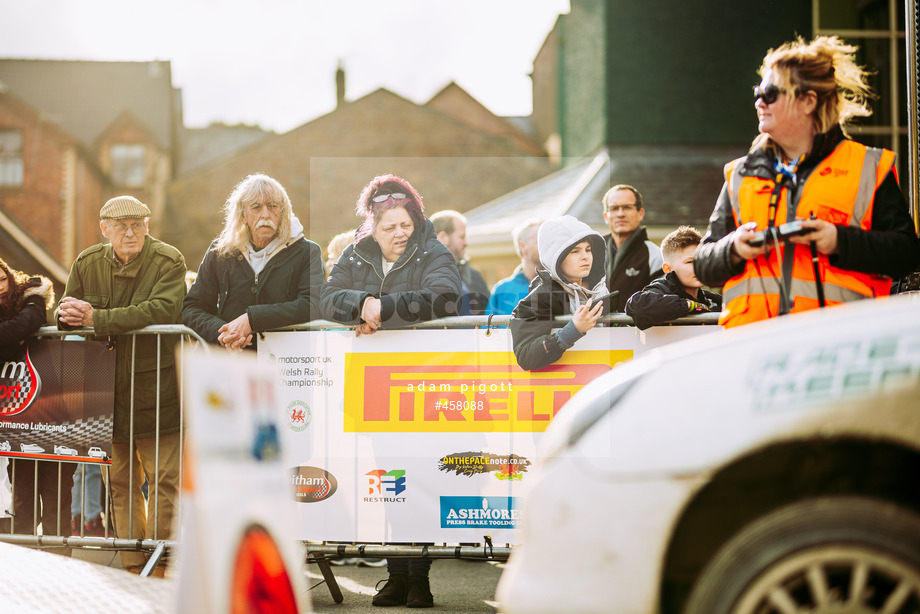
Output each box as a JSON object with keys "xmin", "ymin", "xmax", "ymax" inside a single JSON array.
[{"xmin": 230, "ymin": 526, "xmax": 298, "ymax": 614}]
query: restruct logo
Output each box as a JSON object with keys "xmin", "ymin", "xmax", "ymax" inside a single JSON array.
[{"xmin": 365, "ymin": 469, "xmax": 407, "ymax": 502}]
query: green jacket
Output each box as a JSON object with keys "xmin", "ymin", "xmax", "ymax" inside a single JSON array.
[{"xmin": 56, "ymin": 236, "xmax": 187, "ymax": 442}]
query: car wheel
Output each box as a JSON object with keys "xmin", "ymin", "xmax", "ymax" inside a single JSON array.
[{"xmin": 684, "ymin": 496, "xmax": 920, "ymax": 614}]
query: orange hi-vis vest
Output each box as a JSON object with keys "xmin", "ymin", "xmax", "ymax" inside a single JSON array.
[{"xmin": 720, "ymin": 140, "xmax": 895, "ymax": 328}]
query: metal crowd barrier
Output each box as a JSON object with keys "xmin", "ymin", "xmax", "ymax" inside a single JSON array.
[
  {"xmin": 0, "ymin": 324, "xmax": 207, "ymax": 575},
  {"xmin": 278, "ymin": 312, "xmax": 721, "ymax": 602},
  {"xmin": 0, "ymin": 315, "xmax": 718, "ymax": 582},
  {"xmin": 284, "ymin": 311, "xmax": 721, "ymax": 331}
]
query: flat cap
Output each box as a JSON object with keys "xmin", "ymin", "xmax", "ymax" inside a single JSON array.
[{"xmin": 99, "ymin": 196, "xmax": 151, "ymax": 220}]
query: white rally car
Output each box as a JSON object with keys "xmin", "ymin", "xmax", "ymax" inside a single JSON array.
[
  {"xmin": 498, "ymin": 295, "xmax": 920, "ymax": 614},
  {"xmin": 87, "ymin": 446, "xmax": 107, "ymax": 460}
]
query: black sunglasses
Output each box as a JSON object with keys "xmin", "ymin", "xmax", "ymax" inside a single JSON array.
[{"xmin": 753, "ymin": 84, "xmax": 786, "ymax": 105}]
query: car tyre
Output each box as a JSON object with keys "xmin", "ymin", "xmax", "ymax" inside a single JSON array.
[{"xmin": 684, "ymin": 496, "xmax": 920, "ymax": 614}]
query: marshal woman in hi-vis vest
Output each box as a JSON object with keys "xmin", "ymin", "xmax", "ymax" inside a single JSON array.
[{"xmin": 694, "ymin": 35, "xmax": 919, "ymax": 328}]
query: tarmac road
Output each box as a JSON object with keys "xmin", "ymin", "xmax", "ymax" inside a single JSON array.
[
  {"xmin": 70, "ymin": 545, "xmax": 506, "ymax": 612},
  {"xmin": 305, "ymin": 558, "xmax": 506, "ymax": 613}
]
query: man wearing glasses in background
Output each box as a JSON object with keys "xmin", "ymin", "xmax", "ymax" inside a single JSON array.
[
  {"xmin": 57, "ymin": 195, "xmax": 187, "ymax": 575},
  {"xmin": 182, "ymin": 173, "xmax": 323, "ymax": 351},
  {"xmin": 602, "ymin": 184, "xmax": 664, "ymax": 311}
]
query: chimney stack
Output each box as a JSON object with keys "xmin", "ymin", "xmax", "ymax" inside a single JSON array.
[{"xmin": 335, "ymin": 61, "xmax": 346, "ymax": 108}]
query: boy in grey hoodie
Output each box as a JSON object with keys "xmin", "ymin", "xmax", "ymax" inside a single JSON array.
[{"xmin": 511, "ymin": 215, "xmax": 608, "ymax": 371}]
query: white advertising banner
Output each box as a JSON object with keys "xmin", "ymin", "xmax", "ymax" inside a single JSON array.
[{"xmin": 259, "ymin": 325, "xmax": 718, "ymax": 544}]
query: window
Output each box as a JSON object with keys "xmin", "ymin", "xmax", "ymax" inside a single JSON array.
[
  {"xmin": 110, "ymin": 143, "xmax": 146, "ymax": 188},
  {"xmin": 815, "ymin": 0, "xmax": 907, "ymax": 167},
  {"xmin": 0, "ymin": 130, "xmax": 23, "ymax": 187}
]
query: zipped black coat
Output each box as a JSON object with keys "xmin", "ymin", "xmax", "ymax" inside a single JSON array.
[
  {"xmin": 320, "ymin": 218, "xmax": 461, "ymax": 327},
  {"xmin": 604, "ymin": 227, "xmax": 663, "ymax": 310},
  {"xmin": 510, "ymin": 271, "xmax": 577, "ymax": 372},
  {"xmin": 183, "ymin": 237, "xmax": 323, "ymax": 346},
  {"xmin": 625, "ymin": 271, "xmax": 722, "ymax": 331},
  {"xmin": 0, "ymin": 276, "xmax": 53, "ymax": 362}
]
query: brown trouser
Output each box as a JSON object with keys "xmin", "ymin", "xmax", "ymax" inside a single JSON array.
[
  {"xmin": 7, "ymin": 459, "xmax": 75, "ymax": 556},
  {"xmin": 108, "ymin": 431, "xmax": 181, "ymax": 571}
]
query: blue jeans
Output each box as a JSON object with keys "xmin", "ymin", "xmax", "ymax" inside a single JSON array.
[{"xmin": 71, "ymin": 463, "xmax": 103, "ymax": 519}]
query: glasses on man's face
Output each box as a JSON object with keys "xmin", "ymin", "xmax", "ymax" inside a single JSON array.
[
  {"xmin": 109, "ymin": 221, "xmax": 146, "ymax": 235},
  {"xmin": 248, "ymin": 202, "xmax": 281, "ymax": 215},
  {"xmin": 605, "ymin": 204, "xmax": 637, "ymax": 214},
  {"xmin": 753, "ymin": 84, "xmax": 786, "ymax": 105},
  {"xmin": 372, "ymin": 192, "xmax": 407, "ymax": 203}
]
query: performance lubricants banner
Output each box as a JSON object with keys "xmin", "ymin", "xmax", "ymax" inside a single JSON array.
[
  {"xmin": 259, "ymin": 326, "xmax": 717, "ymax": 544},
  {"xmin": 0, "ymin": 339, "xmax": 115, "ymax": 463}
]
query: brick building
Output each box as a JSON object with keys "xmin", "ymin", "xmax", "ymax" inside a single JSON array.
[
  {"xmin": 166, "ymin": 85, "xmax": 553, "ymax": 270},
  {"xmin": 0, "ymin": 59, "xmax": 181, "ymax": 292},
  {"xmin": 466, "ymin": 0, "xmax": 809, "ymax": 282},
  {"xmin": 467, "ymin": 0, "xmax": 910, "ymax": 285}
]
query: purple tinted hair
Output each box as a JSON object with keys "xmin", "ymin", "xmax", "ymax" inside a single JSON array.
[{"xmin": 354, "ymin": 174, "xmax": 425, "ymax": 241}]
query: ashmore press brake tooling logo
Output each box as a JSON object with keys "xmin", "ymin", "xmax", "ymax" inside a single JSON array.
[{"xmin": 440, "ymin": 496, "xmax": 521, "ymax": 529}]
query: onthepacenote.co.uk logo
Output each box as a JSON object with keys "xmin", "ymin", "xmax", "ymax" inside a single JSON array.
[{"xmin": 365, "ymin": 469, "xmax": 406, "ymax": 503}]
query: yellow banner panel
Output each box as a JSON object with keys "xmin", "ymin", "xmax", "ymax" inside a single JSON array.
[{"xmin": 343, "ymin": 350, "xmax": 632, "ymax": 433}]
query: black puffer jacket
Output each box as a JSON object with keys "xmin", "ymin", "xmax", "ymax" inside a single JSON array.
[
  {"xmin": 183, "ymin": 237, "xmax": 323, "ymax": 345},
  {"xmin": 458, "ymin": 260, "xmax": 491, "ymax": 315},
  {"xmin": 625, "ymin": 271, "xmax": 722, "ymax": 330},
  {"xmin": 320, "ymin": 218, "xmax": 461, "ymax": 327},
  {"xmin": 510, "ymin": 272, "xmax": 576, "ymax": 371},
  {"xmin": 0, "ymin": 276, "xmax": 53, "ymax": 362},
  {"xmin": 604, "ymin": 227, "xmax": 664, "ymax": 310}
]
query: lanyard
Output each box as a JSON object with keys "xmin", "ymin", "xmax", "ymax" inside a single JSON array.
[{"xmin": 768, "ymin": 155, "xmax": 801, "ymax": 228}]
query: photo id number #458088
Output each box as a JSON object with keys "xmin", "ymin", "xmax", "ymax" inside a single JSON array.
[{"xmin": 435, "ymin": 399, "xmax": 486, "ymax": 411}]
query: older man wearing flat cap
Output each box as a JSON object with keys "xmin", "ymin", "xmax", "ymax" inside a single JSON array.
[{"xmin": 56, "ymin": 195, "xmax": 186, "ymax": 576}]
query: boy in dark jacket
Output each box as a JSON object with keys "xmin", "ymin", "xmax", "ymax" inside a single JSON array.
[
  {"xmin": 626, "ymin": 226, "xmax": 722, "ymax": 330},
  {"xmin": 511, "ymin": 215, "xmax": 607, "ymax": 371}
]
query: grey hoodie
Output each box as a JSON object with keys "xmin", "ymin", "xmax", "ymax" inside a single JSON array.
[
  {"xmin": 537, "ymin": 215, "xmax": 608, "ymax": 312},
  {"xmin": 509, "ymin": 216, "xmax": 609, "ymax": 370}
]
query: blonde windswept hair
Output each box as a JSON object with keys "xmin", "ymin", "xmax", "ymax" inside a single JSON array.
[
  {"xmin": 215, "ymin": 173, "xmax": 293, "ymax": 256},
  {"xmin": 752, "ymin": 35, "xmax": 874, "ymax": 151},
  {"xmin": 326, "ymin": 231, "xmax": 355, "ymax": 263}
]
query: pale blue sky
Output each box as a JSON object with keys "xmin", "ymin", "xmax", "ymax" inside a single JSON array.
[{"xmin": 0, "ymin": 0, "xmax": 570, "ymax": 132}]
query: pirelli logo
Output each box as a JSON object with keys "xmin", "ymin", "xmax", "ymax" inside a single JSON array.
[{"xmin": 343, "ymin": 350, "xmax": 632, "ymax": 433}]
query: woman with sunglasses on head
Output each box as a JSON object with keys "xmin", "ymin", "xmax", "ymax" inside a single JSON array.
[
  {"xmin": 694, "ymin": 36, "xmax": 919, "ymax": 328},
  {"xmin": 320, "ymin": 174, "xmax": 460, "ymax": 608}
]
